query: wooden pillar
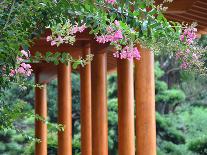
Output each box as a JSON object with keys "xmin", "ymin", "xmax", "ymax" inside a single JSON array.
[
  {"xmin": 117, "ymin": 59, "xmax": 135, "ymax": 155},
  {"xmin": 57, "ymin": 63, "xmax": 72, "ymax": 155},
  {"xmin": 35, "ymin": 73, "xmax": 47, "ymax": 155},
  {"xmin": 91, "ymin": 52, "xmax": 108, "ymax": 155},
  {"xmin": 135, "ymin": 46, "xmax": 156, "ymax": 155},
  {"xmin": 80, "ymin": 42, "xmax": 92, "ymax": 155}
]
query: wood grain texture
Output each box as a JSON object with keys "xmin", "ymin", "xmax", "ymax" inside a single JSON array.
[
  {"xmin": 80, "ymin": 42, "xmax": 92, "ymax": 155},
  {"xmin": 57, "ymin": 63, "xmax": 72, "ymax": 155},
  {"xmin": 135, "ymin": 46, "xmax": 156, "ymax": 155},
  {"xmin": 35, "ymin": 73, "xmax": 47, "ymax": 155},
  {"xmin": 117, "ymin": 59, "xmax": 135, "ymax": 155},
  {"xmin": 91, "ymin": 52, "xmax": 108, "ymax": 155}
]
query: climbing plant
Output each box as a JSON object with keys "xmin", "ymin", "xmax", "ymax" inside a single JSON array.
[{"xmin": 1, "ymin": 0, "xmax": 206, "ymax": 87}]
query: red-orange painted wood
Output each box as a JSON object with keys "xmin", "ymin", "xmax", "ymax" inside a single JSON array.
[
  {"xmin": 91, "ymin": 52, "xmax": 108, "ymax": 155},
  {"xmin": 117, "ymin": 59, "xmax": 135, "ymax": 155},
  {"xmin": 80, "ymin": 42, "xmax": 92, "ymax": 155},
  {"xmin": 35, "ymin": 73, "xmax": 47, "ymax": 155},
  {"xmin": 57, "ymin": 63, "xmax": 72, "ymax": 155},
  {"xmin": 135, "ymin": 47, "xmax": 156, "ymax": 155}
]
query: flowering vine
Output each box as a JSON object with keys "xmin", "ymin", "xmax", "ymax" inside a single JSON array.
[
  {"xmin": 175, "ymin": 24, "xmax": 206, "ymax": 73},
  {"xmin": 9, "ymin": 50, "xmax": 32, "ymax": 77},
  {"xmin": 1, "ymin": 0, "xmax": 207, "ymax": 85},
  {"xmin": 46, "ymin": 20, "xmax": 87, "ymax": 47}
]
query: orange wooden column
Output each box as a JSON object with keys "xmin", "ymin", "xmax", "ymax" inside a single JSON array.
[
  {"xmin": 57, "ymin": 63, "xmax": 72, "ymax": 155},
  {"xmin": 117, "ymin": 59, "xmax": 135, "ymax": 155},
  {"xmin": 80, "ymin": 42, "xmax": 92, "ymax": 155},
  {"xmin": 91, "ymin": 52, "xmax": 108, "ymax": 155},
  {"xmin": 35, "ymin": 73, "xmax": 47, "ymax": 155},
  {"xmin": 135, "ymin": 47, "xmax": 156, "ymax": 155}
]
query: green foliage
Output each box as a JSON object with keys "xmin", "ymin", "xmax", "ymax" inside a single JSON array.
[
  {"xmin": 158, "ymin": 106, "xmax": 207, "ymax": 155},
  {"xmin": 107, "ymin": 73, "xmax": 118, "ymax": 99},
  {"xmin": 156, "ymin": 113, "xmax": 185, "ymax": 145},
  {"xmin": 158, "ymin": 141, "xmax": 190, "ymax": 155},
  {"xmin": 107, "ymin": 73, "xmax": 118, "ymax": 155},
  {"xmin": 155, "ymin": 61, "xmax": 165, "ymax": 79},
  {"xmin": 156, "ymin": 89, "xmax": 185, "ymax": 104},
  {"xmin": 33, "ymin": 51, "xmax": 93, "ymax": 68},
  {"xmin": 108, "ymin": 99, "xmax": 118, "ymax": 155},
  {"xmin": 73, "ymin": 134, "xmax": 81, "ymax": 155},
  {"xmin": 188, "ymin": 136, "xmax": 207, "ymax": 154},
  {"xmin": 155, "ymin": 62, "xmax": 186, "ymax": 114}
]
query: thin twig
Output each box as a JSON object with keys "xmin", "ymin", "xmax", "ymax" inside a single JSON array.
[{"xmin": 3, "ymin": 0, "xmax": 15, "ymax": 30}]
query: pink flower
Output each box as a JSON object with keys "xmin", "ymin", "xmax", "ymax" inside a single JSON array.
[
  {"xmin": 186, "ymin": 49, "xmax": 190, "ymax": 54},
  {"xmin": 192, "ymin": 53, "xmax": 198, "ymax": 60},
  {"xmin": 17, "ymin": 57, "xmax": 23, "ymax": 62},
  {"xmin": 56, "ymin": 35, "xmax": 64, "ymax": 44},
  {"xmin": 113, "ymin": 51, "xmax": 119, "ymax": 58},
  {"xmin": 21, "ymin": 63, "xmax": 31, "ymax": 69},
  {"xmin": 113, "ymin": 30, "xmax": 123, "ymax": 41},
  {"xmin": 51, "ymin": 41, "xmax": 56, "ymax": 46},
  {"xmin": 71, "ymin": 26, "xmax": 79, "ymax": 34},
  {"xmin": 71, "ymin": 24, "xmax": 86, "ymax": 34},
  {"xmin": 21, "ymin": 63, "xmax": 27, "ymax": 68},
  {"xmin": 78, "ymin": 24, "xmax": 86, "ymax": 32},
  {"xmin": 96, "ymin": 35, "xmax": 108, "ymax": 43},
  {"xmin": 180, "ymin": 27, "xmax": 197, "ymax": 45},
  {"xmin": 120, "ymin": 50, "xmax": 127, "ymax": 59},
  {"xmin": 114, "ymin": 20, "xmax": 120, "ymax": 26},
  {"xmin": 46, "ymin": 36, "xmax": 52, "ymax": 42},
  {"xmin": 105, "ymin": 0, "xmax": 116, "ymax": 4},
  {"xmin": 115, "ymin": 46, "xmax": 141, "ymax": 60},
  {"xmin": 26, "ymin": 70, "xmax": 32, "ymax": 76},
  {"xmin": 21, "ymin": 50, "xmax": 28, "ymax": 58},
  {"xmin": 17, "ymin": 67, "xmax": 25, "ymax": 74},
  {"xmin": 181, "ymin": 62, "xmax": 188, "ymax": 69},
  {"xmin": 133, "ymin": 47, "xmax": 141, "ymax": 60},
  {"xmin": 127, "ymin": 52, "xmax": 133, "ymax": 61},
  {"xmin": 180, "ymin": 35, "xmax": 184, "ymax": 41},
  {"xmin": 9, "ymin": 69, "xmax": 16, "ymax": 77}
]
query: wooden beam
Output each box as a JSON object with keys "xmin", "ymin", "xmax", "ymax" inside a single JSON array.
[
  {"xmin": 91, "ymin": 52, "xmax": 108, "ymax": 155},
  {"xmin": 117, "ymin": 59, "xmax": 135, "ymax": 155},
  {"xmin": 135, "ymin": 46, "xmax": 156, "ymax": 155},
  {"xmin": 80, "ymin": 42, "xmax": 92, "ymax": 155},
  {"xmin": 32, "ymin": 63, "xmax": 57, "ymax": 83},
  {"xmin": 35, "ymin": 73, "xmax": 47, "ymax": 155},
  {"xmin": 165, "ymin": 14, "xmax": 207, "ymax": 29},
  {"xmin": 57, "ymin": 63, "xmax": 72, "ymax": 155},
  {"xmin": 156, "ymin": 0, "xmax": 196, "ymax": 13}
]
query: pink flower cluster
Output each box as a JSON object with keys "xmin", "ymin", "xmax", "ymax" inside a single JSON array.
[
  {"xmin": 71, "ymin": 24, "xmax": 86, "ymax": 34},
  {"xmin": 176, "ymin": 27, "xmax": 199, "ymax": 69},
  {"xmin": 46, "ymin": 24, "xmax": 86, "ymax": 46},
  {"xmin": 9, "ymin": 50, "xmax": 32, "ymax": 77},
  {"xmin": 47, "ymin": 35, "xmax": 64, "ymax": 46},
  {"xmin": 96, "ymin": 20, "xmax": 122, "ymax": 44},
  {"xmin": 113, "ymin": 46, "xmax": 141, "ymax": 61},
  {"xmin": 180, "ymin": 27, "xmax": 197, "ymax": 45},
  {"xmin": 96, "ymin": 30, "xmax": 123, "ymax": 43},
  {"xmin": 176, "ymin": 49, "xmax": 199, "ymax": 69},
  {"xmin": 96, "ymin": 20, "xmax": 140, "ymax": 61},
  {"xmin": 105, "ymin": 0, "xmax": 116, "ymax": 4}
]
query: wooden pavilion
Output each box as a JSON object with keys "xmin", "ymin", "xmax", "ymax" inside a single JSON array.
[{"xmin": 31, "ymin": 1, "xmax": 207, "ymax": 155}]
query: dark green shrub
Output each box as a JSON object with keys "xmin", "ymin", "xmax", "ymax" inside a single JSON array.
[
  {"xmin": 156, "ymin": 113, "xmax": 185, "ymax": 144},
  {"xmin": 188, "ymin": 136, "xmax": 207, "ymax": 154}
]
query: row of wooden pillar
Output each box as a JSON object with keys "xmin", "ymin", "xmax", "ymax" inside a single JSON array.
[{"xmin": 34, "ymin": 44, "xmax": 156, "ymax": 155}]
